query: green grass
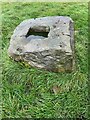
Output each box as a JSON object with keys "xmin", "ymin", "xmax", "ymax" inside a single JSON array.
[{"xmin": 1, "ymin": 2, "xmax": 88, "ymax": 119}]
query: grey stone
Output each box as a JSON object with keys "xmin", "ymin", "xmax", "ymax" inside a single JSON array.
[{"xmin": 8, "ymin": 16, "xmax": 75, "ymax": 72}]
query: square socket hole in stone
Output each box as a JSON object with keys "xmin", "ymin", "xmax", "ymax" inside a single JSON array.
[{"xmin": 26, "ymin": 26, "xmax": 50, "ymax": 40}]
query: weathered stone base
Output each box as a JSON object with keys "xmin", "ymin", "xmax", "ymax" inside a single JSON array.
[{"xmin": 8, "ymin": 16, "xmax": 75, "ymax": 72}]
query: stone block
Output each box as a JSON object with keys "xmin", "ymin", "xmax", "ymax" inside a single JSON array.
[{"xmin": 8, "ymin": 16, "xmax": 75, "ymax": 72}]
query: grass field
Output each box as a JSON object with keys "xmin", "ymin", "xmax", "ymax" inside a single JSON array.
[{"xmin": 1, "ymin": 2, "xmax": 88, "ymax": 119}]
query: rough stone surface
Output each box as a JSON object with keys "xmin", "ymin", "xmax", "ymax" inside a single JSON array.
[{"xmin": 8, "ymin": 16, "xmax": 75, "ymax": 72}]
